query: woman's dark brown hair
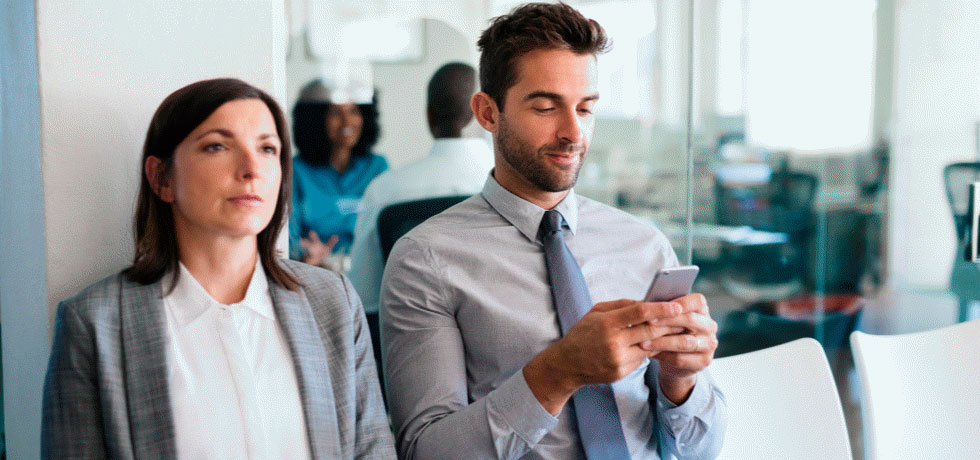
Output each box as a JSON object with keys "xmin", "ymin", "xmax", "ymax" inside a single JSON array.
[
  {"xmin": 477, "ymin": 2, "xmax": 609, "ymax": 111},
  {"xmin": 124, "ymin": 78, "xmax": 300, "ymax": 290}
]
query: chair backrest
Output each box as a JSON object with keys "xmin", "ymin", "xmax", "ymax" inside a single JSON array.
[
  {"xmin": 377, "ymin": 195, "xmax": 470, "ymax": 263},
  {"xmin": 709, "ymin": 338, "xmax": 852, "ymax": 460},
  {"xmin": 943, "ymin": 162, "xmax": 980, "ymax": 240},
  {"xmin": 715, "ymin": 169, "xmax": 817, "ymax": 234},
  {"xmin": 850, "ymin": 320, "xmax": 980, "ymax": 460}
]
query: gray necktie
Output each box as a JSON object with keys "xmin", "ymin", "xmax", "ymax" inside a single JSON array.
[{"xmin": 539, "ymin": 209, "xmax": 632, "ymax": 460}]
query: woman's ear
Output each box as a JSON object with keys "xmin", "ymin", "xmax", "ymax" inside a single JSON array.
[
  {"xmin": 470, "ymin": 91, "xmax": 500, "ymax": 134},
  {"xmin": 144, "ymin": 156, "xmax": 174, "ymax": 202}
]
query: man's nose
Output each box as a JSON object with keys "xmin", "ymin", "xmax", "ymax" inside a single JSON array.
[{"xmin": 556, "ymin": 108, "xmax": 584, "ymax": 144}]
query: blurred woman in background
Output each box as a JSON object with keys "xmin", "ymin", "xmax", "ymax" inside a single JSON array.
[{"xmin": 290, "ymin": 80, "xmax": 388, "ymax": 266}]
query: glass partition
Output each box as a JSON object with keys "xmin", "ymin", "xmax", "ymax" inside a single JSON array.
[{"xmin": 287, "ymin": 2, "xmax": 980, "ymax": 458}]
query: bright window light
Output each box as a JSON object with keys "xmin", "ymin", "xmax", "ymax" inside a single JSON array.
[{"xmin": 744, "ymin": 0, "xmax": 876, "ymax": 151}]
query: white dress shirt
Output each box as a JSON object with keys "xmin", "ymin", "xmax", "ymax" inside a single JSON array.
[
  {"xmin": 163, "ymin": 259, "xmax": 312, "ymax": 460},
  {"xmin": 349, "ymin": 137, "xmax": 494, "ymax": 314}
]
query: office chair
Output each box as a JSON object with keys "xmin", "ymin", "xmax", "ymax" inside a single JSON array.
[
  {"xmin": 850, "ymin": 320, "xmax": 980, "ymax": 460},
  {"xmin": 377, "ymin": 195, "xmax": 471, "ymax": 263},
  {"xmin": 715, "ymin": 169, "xmax": 817, "ymax": 293},
  {"xmin": 367, "ymin": 194, "xmax": 470, "ymax": 407},
  {"xmin": 710, "ymin": 338, "xmax": 852, "ymax": 460},
  {"xmin": 943, "ymin": 162, "xmax": 980, "ymax": 322}
]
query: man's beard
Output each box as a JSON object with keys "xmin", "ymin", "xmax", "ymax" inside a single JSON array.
[{"xmin": 496, "ymin": 116, "xmax": 585, "ymax": 193}]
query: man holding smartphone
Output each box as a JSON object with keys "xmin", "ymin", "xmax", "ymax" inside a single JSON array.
[{"xmin": 381, "ymin": 3, "xmax": 726, "ymax": 460}]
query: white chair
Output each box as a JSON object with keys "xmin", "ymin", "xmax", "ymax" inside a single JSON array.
[
  {"xmin": 709, "ymin": 338, "xmax": 852, "ymax": 460},
  {"xmin": 850, "ymin": 319, "xmax": 980, "ymax": 460}
]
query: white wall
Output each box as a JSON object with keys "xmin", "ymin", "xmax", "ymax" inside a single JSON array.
[
  {"xmin": 38, "ymin": 0, "xmax": 289, "ymax": 318},
  {"xmin": 1, "ymin": 1, "xmax": 288, "ymax": 457},
  {"xmin": 372, "ymin": 18, "xmax": 477, "ymax": 168},
  {"xmin": 285, "ymin": 17, "xmax": 476, "ymax": 168},
  {"xmin": 888, "ymin": 0, "xmax": 980, "ymax": 289}
]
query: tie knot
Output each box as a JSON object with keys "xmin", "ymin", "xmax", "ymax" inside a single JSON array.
[{"xmin": 540, "ymin": 210, "xmax": 564, "ymax": 237}]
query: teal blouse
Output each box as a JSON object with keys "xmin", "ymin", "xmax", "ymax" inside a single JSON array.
[{"xmin": 289, "ymin": 153, "xmax": 388, "ymax": 259}]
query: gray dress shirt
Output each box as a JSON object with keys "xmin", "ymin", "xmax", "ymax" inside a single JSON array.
[{"xmin": 381, "ymin": 175, "xmax": 726, "ymax": 460}]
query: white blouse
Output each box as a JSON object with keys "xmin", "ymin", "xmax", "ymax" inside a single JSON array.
[{"xmin": 162, "ymin": 259, "xmax": 312, "ymax": 460}]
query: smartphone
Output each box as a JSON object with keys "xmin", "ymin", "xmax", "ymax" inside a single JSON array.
[{"xmin": 643, "ymin": 265, "xmax": 700, "ymax": 302}]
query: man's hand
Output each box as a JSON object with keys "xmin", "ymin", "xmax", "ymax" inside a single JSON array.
[
  {"xmin": 641, "ymin": 293, "xmax": 718, "ymax": 405},
  {"xmin": 523, "ymin": 299, "xmax": 686, "ymax": 415},
  {"xmin": 300, "ymin": 230, "xmax": 338, "ymax": 267}
]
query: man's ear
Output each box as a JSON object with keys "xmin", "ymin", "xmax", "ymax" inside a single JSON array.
[
  {"xmin": 144, "ymin": 155, "xmax": 174, "ymax": 203},
  {"xmin": 470, "ymin": 91, "xmax": 500, "ymax": 133}
]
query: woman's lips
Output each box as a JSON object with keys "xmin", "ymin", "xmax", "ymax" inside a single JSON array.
[{"xmin": 229, "ymin": 194, "xmax": 263, "ymax": 207}]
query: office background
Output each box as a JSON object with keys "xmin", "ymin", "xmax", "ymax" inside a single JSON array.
[{"xmin": 2, "ymin": 1, "xmax": 978, "ymax": 458}]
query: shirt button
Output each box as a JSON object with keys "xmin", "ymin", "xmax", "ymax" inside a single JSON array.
[
  {"xmin": 658, "ymin": 401, "xmax": 665, "ymax": 408},
  {"xmin": 678, "ymin": 442, "xmax": 686, "ymax": 448},
  {"xmin": 670, "ymin": 414, "xmax": 679, "ymax": 420}
]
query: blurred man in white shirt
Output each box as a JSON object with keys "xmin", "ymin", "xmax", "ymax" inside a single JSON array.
[{"xmin": 349, "ymin": 62, "xmax": 493, "ymax": 316}]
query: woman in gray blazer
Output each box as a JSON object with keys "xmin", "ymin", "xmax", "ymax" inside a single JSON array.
[{"xmin": 41, "ymin": 78, "xmax": 396, "ymax": 460}]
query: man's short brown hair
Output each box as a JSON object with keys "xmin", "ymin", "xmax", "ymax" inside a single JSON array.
[{"xmin": 477, "ymin": 2, "xmax": 609, "ymax": 110}]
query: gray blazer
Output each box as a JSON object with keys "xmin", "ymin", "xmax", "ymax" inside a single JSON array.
[{"xmin": 42, "ymin": 259, "xmax": 396, "ymax": 460}]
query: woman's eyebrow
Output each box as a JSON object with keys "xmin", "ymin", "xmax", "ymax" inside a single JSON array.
[{"xmin": 194, "ymin": 128, "xmax": 233, "ymax": 141}]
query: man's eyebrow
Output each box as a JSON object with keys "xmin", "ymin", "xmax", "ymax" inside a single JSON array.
[
  {"xmin": 523, "ymin": 91, "xmax": 600, "ymax": 103},
  {"xmin": 524, "ymin": 91, "xmax": 563, "ymax": 102}
]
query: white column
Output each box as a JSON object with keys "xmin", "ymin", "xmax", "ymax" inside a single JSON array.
[{"xmin": 887, "ymin": 0, "xmax": 980, "ymax": 289}]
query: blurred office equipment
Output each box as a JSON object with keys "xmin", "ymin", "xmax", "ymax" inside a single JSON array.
[
  {"xmin": 943, "ymin": 162, "xmax": 980, "ymax": 322},
  {"xmin": 850, "ymin": 320, "xmax": 980, "ymax": 460},
  {"xmin": 710, "ymin": 338, "xmax": 852, "ymax": 460},
  {"xmin": 714, "ymin": 160, "xmax": 817, "ymax": 299},
  {"xmin": 716, "ymin": 294, "xmax": 863, "ymax": 358}
]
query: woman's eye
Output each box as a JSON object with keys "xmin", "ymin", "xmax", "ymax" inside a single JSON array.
[
  {"xmin": 203, "ymin": 143, "xmax": 225, "ymax": 152},
  {"xmin": 262, "ymin": 145, "xmax": 279, "ymax": 155}
]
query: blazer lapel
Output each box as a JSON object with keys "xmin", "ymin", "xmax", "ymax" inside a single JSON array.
[
  {"xmin": 119, "ymin": 277, "xmax": 177, "ymax": 460},
  {"xmin": 270, "ymin": 281, "xmax": 342, "ymax": 460}
]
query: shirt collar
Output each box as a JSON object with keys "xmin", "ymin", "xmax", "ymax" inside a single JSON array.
[
  {"xmin": 480, "ymin": 171, "xmax": 579, "ymax": 243},
  {"xmin": 163, "ymin": 256, "xmax": 274, "ymax": 327}
]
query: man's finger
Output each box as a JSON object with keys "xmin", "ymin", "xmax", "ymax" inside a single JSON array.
[
  {"xmin": 646, "ymin": 333, "xmax": 717, "ymax": 354},
  {"xmin": 624, "ymin": 325, "xmax": 686, "ymax": 348},
  {"xmin": 590, "ymin": 298, "xmax": 639, "ymax": 313},
  {"xmin": 654, "ymin": 313, "xmax": 718, "ymax": 336},
  {"xmin": 674, "ymin": 293, "xmax": 708, "ymax": 315},
  {"xmin": 608, "ymin": 301, "xmax": 682, "ymax": 327}
]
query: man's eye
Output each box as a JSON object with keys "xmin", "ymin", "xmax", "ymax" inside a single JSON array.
[
  {"xmin": 534, "ymin": 107, "xmax": 555, "ymax": 113},
  {"xmin": 577, "ymin": 108, "xmax": 593, "ymax": 115}
]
